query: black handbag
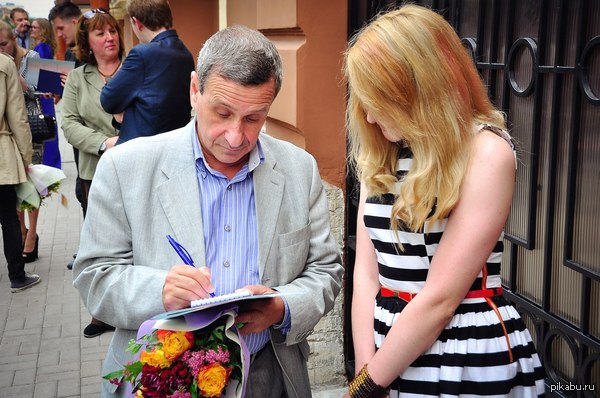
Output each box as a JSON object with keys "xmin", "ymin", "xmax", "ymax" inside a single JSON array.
[{"xmin": 26, "ymin": 95, "xmax": 56, "ymax": 144}]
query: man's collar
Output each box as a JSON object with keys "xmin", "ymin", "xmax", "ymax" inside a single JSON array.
[
  {"xmin": 191, "ymin": 120, "xmax": 264, "ymax": 175},
  {"xmin": 150, "ymin": 29, "xmax": 176, "ymax": 43}
]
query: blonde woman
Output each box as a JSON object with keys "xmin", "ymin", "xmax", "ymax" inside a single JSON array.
[
  {"xmin": 0, "ymin": 53, "xmax": 40, "ymax": 292},
  {"xmin": 0, "ymin": 21, "xmax": 43, "ymax": 263},
  {"xmin": 344, "ymin": 5, "xmax": 545, "ymax": 397}
]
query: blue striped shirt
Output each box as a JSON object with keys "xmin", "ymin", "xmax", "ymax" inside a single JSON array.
[{"xmin": 192, "ymin": 127, "xmax": 278, "ymax": 354}]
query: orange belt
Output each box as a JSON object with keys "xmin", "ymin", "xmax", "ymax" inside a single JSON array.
[
  {"xmin": 380, "ymin": 286, "xmax": 512, "ymax": 362},
  {"xmin": 380, "ymin": 287, "xmax": 502, "ymax": 302}
]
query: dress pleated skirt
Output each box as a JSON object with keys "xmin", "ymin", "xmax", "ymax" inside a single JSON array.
[{"xmin": 374, "ymin": 294, "xmax": 546, "ymax": 397}]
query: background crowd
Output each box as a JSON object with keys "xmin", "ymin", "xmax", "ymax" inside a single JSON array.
[{"xmin": 0, "ymin": 0, "xmax": 195, "ymax": 339}]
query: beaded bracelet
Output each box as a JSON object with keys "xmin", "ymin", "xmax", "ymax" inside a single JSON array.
[{"xmin": 348, "ymin": 364, "xmax": 388, "ymax": 398}]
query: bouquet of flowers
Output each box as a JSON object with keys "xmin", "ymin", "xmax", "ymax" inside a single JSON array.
[
  {"xmin": 15, "ymin": 164, "xmax": 66, "ymax": 211},
  {"xmin": 104, "ymin": 305, "xmax": 249, "ymax": 398}
]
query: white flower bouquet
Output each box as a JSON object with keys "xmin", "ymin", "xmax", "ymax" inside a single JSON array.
[{"xmin": 15, "ymin": 164, "xmax": 66, "ymax": 211}]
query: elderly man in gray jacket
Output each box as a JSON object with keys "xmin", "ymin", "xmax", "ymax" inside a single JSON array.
[{"xmin": 73, "ymin": 25, "xmax": 343, "ymax": 397}]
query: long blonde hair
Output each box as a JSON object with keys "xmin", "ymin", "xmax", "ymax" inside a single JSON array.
[
  {"xmin": 32, "ymin": 18, "xmax": 57, "ymax": 55},
  {"xmin": 345, "ymin": 4, "xmax": 506, "ymax": 233}
]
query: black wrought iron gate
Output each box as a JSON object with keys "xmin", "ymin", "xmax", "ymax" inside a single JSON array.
[{"xmin": 343, "ymin": 1, "xmax": 600, "ymax": 396}]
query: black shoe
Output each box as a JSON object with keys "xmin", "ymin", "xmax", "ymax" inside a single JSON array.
[
  {"xmin": 67, "ymin": 253, "xmax": 76, "ymax": 270},
  {"xmin": 10, "ymin": 273, "xmax": 41, "ymax": 292},
  {"xmin": 22, "ymin": 234, "xmax": 39, "ymax": 263},
  {"xmin": 83, "ymin": 322, "xmax": 115, "ymax": 338}
]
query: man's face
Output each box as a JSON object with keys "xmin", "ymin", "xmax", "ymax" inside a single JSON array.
[
  {"xmin": 52, "ymin": 17, "xmax": 77, "ymax": 46},
  {"xmin": 0, "ymin": 31, "xmax": 17, "ymax": 57},
  {"xmin": 11, "ymin": 11, "xmax": 29, "ymax": 35},
  {"xmin": 190, "ymin": 71, "xmax": 275, "ymax": 174}
]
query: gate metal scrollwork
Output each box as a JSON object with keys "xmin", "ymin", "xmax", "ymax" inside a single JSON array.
[
  {"xmin": 507, "ymin": 37, "xmax": 539, "ymax": 97},
  {"xmin": 578, "ymin": 36, "xmax": 600, "ymax": 105}
]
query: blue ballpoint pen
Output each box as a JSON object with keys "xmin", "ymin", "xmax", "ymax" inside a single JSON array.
[{"xmin": 166, "ymin": 234, "xmax": 215, "ymax": 297}]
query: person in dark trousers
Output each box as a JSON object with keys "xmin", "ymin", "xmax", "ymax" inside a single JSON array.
[
  {"xmin": 0, "ymin": 52, "xmax": 41, "ymax": 292},
  {"xmin": 48, "ymin": 1, "xmax": 82, "ymax": 270},
  {"xmin": 61, "ymin": 8, "xmax": 123, "ymax": 339},
  {"xmin": 100, "ymin": 0, "xmax": 194, "ymax": 144}
]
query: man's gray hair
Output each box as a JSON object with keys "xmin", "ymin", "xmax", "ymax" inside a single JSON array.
[{"xmin": 196, "ymin": 25, "xmax": 283, "ymax": 96}]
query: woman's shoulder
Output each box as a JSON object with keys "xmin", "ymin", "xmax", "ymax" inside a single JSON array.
[
  {"xmin": 34, "ymin": 42, "xmax": 53, "ymax": 59},
  {"xmin": 64, "ymin": 65, "xmax": 85, "ymax": 83},
  {"xmin": 473, "ymin": 125, "xmax": 517, "ymax": 171},
  {"xmin": 477, "ymin": 124, "xmax": 512, "ymax": 147},
  {"xmin": 24, "ymin": 49, "xmax": 40, "ymax": 60},
  {"xmin": 0, "ymin": 52, "xmax": 14, "ymax": 71}
]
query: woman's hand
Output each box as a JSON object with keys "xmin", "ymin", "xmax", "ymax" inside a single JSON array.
[
  {"xmin": 60, "ymin": 73, "xmax": 69, "ymax": 88},
  {"xmin": 105, "ymin": 136, "xmax": 119, "ymax": 150}
]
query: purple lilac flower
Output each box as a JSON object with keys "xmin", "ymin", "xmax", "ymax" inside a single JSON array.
[
  {"xmin": 170, "ymin": 392, "xmax": 192, "ymax": 398},
  {"xmin": 182, "ymin": 350, "xmax": 205, "ymax": 376},
  {"xmin": 205, "ymin": 346, "xmax": 230, "ymax": 364}
]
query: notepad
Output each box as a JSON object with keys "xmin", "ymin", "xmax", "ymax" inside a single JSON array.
[
  {"xmin": 152, "ymin": 290, "xmax": 282, "ymax": 320},
  {"xmin": 191, "ymin": 289, "xmax": 253, "ymax": 308}
]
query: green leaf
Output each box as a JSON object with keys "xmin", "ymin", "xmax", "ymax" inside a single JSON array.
[
  {"xmin": 124, "ymin": 361, "xmax": 143, "ymax": 376},
  {"xmin": 102, "ymin": 370, "xmax": 124, "ymax": 381},
  {"xmin": 126, "ymin": 341, "xmax": 144, "ymax": 355}
]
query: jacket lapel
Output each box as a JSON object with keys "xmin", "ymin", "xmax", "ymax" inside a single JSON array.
[
  {"xmin": 253, "ymin": 142, "xmax": 285, "ymax": 278},
  {"xmin": 83, "ymin": 64, "xmax": 105, "ymax": 93},
  {"xmin": 156, "ymin": 124, "xmax": 206, "ymax": 263}
]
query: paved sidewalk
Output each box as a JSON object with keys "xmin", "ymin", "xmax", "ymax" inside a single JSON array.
[
  {"xmin": 0, "ymin": 106, "xmax": 111, "ymax": 397},
  {"xmin": 0, "ymin": 106, "xmax": 345, "ymax": 397}
]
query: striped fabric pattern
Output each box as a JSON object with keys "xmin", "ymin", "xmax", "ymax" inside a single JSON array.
[
  {"xmin": 193, "ymin": 135, "xmax": 268, "ymax": 354},
  {"xmin": 363, "ymin": 132, "xmax": 545, "ymax": 396}
]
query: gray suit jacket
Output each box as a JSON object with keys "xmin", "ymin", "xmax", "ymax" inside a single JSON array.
[{"xmin": 72, "ymin": 120, "xmax": 343, "ymax": 397}]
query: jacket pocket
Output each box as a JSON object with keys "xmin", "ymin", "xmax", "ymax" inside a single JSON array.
[
  {"xmin": 278, "ymin": 222, "xmax": 311, "ymax": 249},
  {"xmin": 272, "ymin": 223, "xmax": 311, "ymax": 281}
]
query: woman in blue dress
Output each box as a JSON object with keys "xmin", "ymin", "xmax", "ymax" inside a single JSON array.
[{"xmin": 30, "ymin": 18, "xmax": 61, "ymax": 170}]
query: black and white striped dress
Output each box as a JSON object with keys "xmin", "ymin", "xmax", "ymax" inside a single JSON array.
[{"xmin": 363, "ymin": 128, "xmax": 545, "ymax": 397}]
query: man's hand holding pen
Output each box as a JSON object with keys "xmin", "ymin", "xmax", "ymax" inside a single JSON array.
[
  {"xmin": 162, "ymin": 264, "xmax": 214, "ymax": 311},
  {"xmin": 162, "ymin": 234, "xmax": 284, "ymax": 333},
  {"xmin": 163, "ymin": 234, "xmax": 216, "ymax": 311}
]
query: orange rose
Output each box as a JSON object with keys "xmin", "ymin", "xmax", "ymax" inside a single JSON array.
[
  {"xmin": 156, "ymin": 329, "xmax": 170, "ymax": 342},
  {"xmin": 139, "ymin": 348, "xmax": 171, "ymax": 369},
  {"xmin": 161, "ymin": 331, "xmax": 194, "ymax": 361},
  {"xmin": 197, "ymin": 363, "xmax": 232, "ymax": 397}
]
